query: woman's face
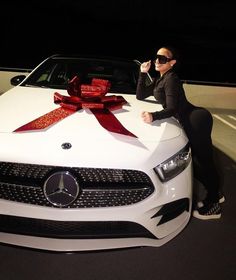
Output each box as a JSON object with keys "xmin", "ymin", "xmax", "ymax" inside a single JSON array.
[{"xmin": 154, "ymin": 48, "xmax": 176, "ymax": 75}]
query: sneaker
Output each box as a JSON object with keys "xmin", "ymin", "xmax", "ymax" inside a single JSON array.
[
  {"xmin": 197, "ymin": 192, "xmax": 225, "ymax": 208},
  {"xmin": 193, "ymin": 202, "xmax": 221, "ymax": 220}
]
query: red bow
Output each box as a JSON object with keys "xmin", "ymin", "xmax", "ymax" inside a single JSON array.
[{"xmin": 14, "ymin": 76, "xmax": 137, "ymax": 138}]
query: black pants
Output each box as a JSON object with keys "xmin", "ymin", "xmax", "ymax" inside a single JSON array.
[{"xmin": 182, "ymin": 107, "xmax": 220, "ymax": 203}]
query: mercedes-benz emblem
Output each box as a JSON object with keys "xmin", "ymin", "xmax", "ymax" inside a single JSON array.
[
  {"xmin": 61, "ymin": 142, "xmax": 72, "ymax": 149},
  {"xmin": 43, "ymin": 171, "xmax": 79, "ymax": 207}
]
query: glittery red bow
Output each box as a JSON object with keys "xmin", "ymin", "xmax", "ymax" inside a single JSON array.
[{"xmin": 14, "ymin": 76, "xmax": 137, "ymax": 138}]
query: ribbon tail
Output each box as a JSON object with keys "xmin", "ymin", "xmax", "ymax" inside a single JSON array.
[
  {"xmin": 14, "ymin": 107, "xmax": 75, "ymax": 132},
  {"xmin": 91, "ymin": 108, "xmax": 137, "ymax": 138}
]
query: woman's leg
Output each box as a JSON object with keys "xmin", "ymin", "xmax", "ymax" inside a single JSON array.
[{"xmin": 184, "ymin": 108, "xmax": 220, "ymax": 203}]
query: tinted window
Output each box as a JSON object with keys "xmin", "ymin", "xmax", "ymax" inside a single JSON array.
[{"xmin": 22, "ymin": 57, "xmax": 142, "ymax": 94}]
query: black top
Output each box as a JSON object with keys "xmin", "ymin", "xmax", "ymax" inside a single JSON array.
[{"xmin": 136, "ymin": 70, "xmax": 196, "ymax": 122}]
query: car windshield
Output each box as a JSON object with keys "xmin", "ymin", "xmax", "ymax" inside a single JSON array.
[{"xmin": 21, "ymin": 56, "xmax": 145, "ymax": 94}]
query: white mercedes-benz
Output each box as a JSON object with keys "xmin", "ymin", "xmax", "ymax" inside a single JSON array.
[{"xmin": 0, "ymin": 54, "xmax": 192, "ymax": 251}]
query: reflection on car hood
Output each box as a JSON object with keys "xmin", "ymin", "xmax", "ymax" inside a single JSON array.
[{"xmin": 0, "ymin": 86, "xmax": 186, "ymax": 168}]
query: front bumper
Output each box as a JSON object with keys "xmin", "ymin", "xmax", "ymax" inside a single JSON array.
[{"xmin": 0, "ymin": 161, "xmax": 192, "ymax": 251}]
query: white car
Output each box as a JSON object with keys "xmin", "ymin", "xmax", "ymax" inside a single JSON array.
[{"xmin": 0, "ymin": 55, "xmax": 192, "ymax": 251}]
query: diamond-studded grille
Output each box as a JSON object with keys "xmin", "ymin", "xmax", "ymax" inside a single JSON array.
[{"xmin": 0, "ymin": 161, "xmax": 154, "ymax": 208}]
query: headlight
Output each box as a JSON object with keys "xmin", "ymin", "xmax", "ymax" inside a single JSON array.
[{"xmin": 154, "ymin": 144, "xmax": 191, "ymax": 182}]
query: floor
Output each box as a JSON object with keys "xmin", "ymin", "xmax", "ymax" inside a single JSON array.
[{"xmin": 0, "ymin": 83, "xmax": 236, "ymax": 280}]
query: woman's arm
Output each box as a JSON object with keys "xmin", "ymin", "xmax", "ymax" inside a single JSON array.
[
  {"xmin": 136, "ymin": 72, "xmax": 154, "ymax": 100},
  {"xmin": 136, "ymin": 60, "xmax": 155, "ymax": 100},
  {"xmin": 152, "ymin": 74, "xmax": 179, "ymax": 121}
]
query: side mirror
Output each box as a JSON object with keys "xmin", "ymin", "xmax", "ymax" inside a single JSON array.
[{"xmin": 10, "ymin": 75, "xmax": 26, "ymax": 86}]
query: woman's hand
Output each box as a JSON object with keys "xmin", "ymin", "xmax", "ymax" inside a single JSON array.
[
  {"xmin": 141, "ymin": 111, "xmax": 153, "ymax": 123},
  {"xmin": 140, "ymin": 60, "xmax": 151, "ymax": 73}
]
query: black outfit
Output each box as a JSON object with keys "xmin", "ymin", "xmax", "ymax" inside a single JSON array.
[{"xmin": 136, "ymin": 70, "xmax": 220, "ymax": 203}]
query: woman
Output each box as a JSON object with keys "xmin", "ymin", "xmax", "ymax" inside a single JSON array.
[{"xmin": 136, "ymin": 46, "xmax": 224, "ymax": 220}]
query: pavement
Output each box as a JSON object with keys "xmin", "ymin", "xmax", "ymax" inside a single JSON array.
[{"xmin": 184, "ymin": 82, "xmax": 236, "ymax": 162}]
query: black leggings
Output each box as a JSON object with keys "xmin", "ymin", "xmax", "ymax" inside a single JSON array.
[{"xmin": 182, "ymin": 107, "xmax": 220, "ymax": 203}]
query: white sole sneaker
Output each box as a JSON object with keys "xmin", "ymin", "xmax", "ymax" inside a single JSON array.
[
  {"xmin": 197, "ymin": 195, "xmax": 225, "ymax": 208},
  {"xmin": 193, "ymin": 202, "xmax": 221, "ymax": 220},
  {"xmin": 193, "ymin": 210, "xmax": 221, "ymax": 220}
]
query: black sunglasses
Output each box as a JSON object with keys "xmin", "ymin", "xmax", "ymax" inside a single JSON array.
[{"xmin": 153, "ymin": 55, "xmax": 172, "ymax": 64}]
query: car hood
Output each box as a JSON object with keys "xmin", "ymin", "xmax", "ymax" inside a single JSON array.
[{"xmin": 0, "ymin": 86, "xmax": 187, "ymax": 168}]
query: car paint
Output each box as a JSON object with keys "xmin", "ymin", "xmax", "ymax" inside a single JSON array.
[{"xmin": 0, "ymin": 56, "xmax": 193, "ymax": 251}]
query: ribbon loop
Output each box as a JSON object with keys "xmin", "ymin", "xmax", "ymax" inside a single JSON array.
[{"xmin": 14, "ymin": 76, "xmax": 137, "ymax": 138}]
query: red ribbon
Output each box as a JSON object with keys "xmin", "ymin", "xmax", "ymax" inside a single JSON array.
[{"xmin": 14, "ymin": 76, "xmax": 137, "ymax": 138}]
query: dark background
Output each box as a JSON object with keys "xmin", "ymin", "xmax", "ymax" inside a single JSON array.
[
  {"xmin": 0, "ymin": 3, "xmax": 236, "ymax": 280},
  {"xmin": 1, "ymin": 0, "xmax": 236, "ymax": 83}
]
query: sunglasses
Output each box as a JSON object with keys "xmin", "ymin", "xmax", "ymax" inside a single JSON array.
[{"xmin": 153, "ymin": 55, "xmax": 172, "ymax": 64}]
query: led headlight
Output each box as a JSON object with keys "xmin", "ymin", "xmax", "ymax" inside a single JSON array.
[{"xmin": 154, "ymin": 144, "xmax": 191, "ymax": 182}]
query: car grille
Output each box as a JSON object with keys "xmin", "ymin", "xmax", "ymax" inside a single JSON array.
[
  {"xmin": 0, "ymin": 215, "xmax": 157, "ymax": 239},
  {"xmin": 0, "ymin": 161, "xmax": 154, "ymax": 208}
]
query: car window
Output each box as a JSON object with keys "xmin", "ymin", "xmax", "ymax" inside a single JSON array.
[{"xmin": 21, "ymin": 57, "xmax": 143, "ymax": 94}]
